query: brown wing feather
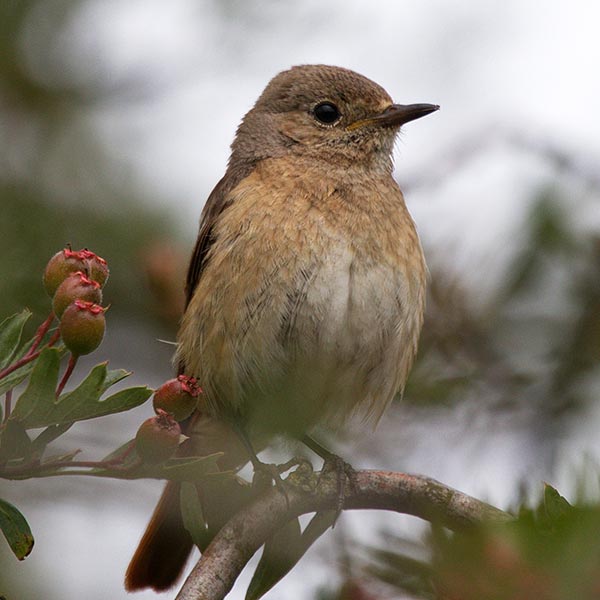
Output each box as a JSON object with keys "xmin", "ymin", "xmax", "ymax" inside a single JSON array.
[{"xmin": 184, "ymin": 163, "xmax": 256, "ymax": 308}]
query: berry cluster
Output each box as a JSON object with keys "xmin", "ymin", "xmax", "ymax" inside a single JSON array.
[
  {"xmin": 135, "ymin": 375, "xmax": 202, "ymax": 464},
  {"xmin": 44, "ymin": 248, "xmax": 109, "ymax": 356}
]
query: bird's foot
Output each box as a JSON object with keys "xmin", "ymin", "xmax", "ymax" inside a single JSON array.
[
  {"xmin": 319, "ymin": 453, "xmax": 356, "ymax": 523},
  {"xmin": 251, "ymin": 456, "xmax": 315, "ymax": 506}
]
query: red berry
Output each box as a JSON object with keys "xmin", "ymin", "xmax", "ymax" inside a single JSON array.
[
  {"xmin": 52, "ymin": 271, "xmax": 102, "ymax": 317},
  {"xmin": 135, "ymin": 410, "xmax": 182, "ymax": 463},
  {"xmin": 153, "ymin": 375, "xmax": 202, "ymax": 421},
  {"xmin": 59, "ymin": 300, "xmax": 106, "ymax": 356}
]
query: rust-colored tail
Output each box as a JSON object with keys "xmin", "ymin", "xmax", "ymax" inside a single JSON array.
[
  {"xmin": 125, "ymin": 481, "xmax": 193, "ymax": 592},
  {"xmin": 125, "ymin": 412, "xmax": 257, "ymax": 592}
]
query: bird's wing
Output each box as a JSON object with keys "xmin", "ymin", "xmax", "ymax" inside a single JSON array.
[{"xmin": 184, "ymin": 163, "xmax": 255, "ymax": 308}]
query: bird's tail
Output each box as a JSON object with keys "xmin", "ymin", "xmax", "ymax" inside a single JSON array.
[
  {"xmin": 125, "ymin": 481, "xmax": 192, "ymax": 591},
  {"xmin": 125, "ymin": 411, "xmax": 254, "ymax": 592}
]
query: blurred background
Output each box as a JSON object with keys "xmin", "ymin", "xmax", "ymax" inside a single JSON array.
[{"xmin": 1, "ymin": 1, "xmax": 600, "ymax": 599}]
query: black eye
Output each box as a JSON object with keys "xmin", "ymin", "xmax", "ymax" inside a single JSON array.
[{"xmin": 313, "ymin": 102, "xmax": 340, "ymax": 124}]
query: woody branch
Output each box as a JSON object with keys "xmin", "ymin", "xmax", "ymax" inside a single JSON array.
[{"xmin": 175, "ymin": 469, "xmax": 511, "ymax": 600}]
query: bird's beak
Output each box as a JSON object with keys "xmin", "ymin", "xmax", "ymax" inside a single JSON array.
[{"xmin": 347, "ymin": 103, "xmax": 440, "ymax": 131}]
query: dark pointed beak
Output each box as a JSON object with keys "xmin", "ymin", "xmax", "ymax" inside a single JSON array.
[
  {"xmin": 348, "ymin": 103, "xmax": 439, "ymax": 130},
  {"xmin": 375, "ymin": 103, "xmax": 440, "ymax": 127}
]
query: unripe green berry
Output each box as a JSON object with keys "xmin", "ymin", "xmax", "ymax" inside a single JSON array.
[
  {"xmin": 59, "ymin": 300, "xmax": 106, "ymax": 356},
  {"xmin": 153, "ymin": 375, "xmax": 202, "ymax": 421},
  {"xmin": 43, "ymin": 249, "xmax": 88, "ymax": 297},
  {"xmin": 43, "ymin": 248, "xmax": 109, "ymax": 297},
  {"xmin": 52, "ymin": 271, "xmax": 102, "ymax": 318},
  {"xmin": 135, "ymin": 410, "xmax": 181, "ymax": 463}
]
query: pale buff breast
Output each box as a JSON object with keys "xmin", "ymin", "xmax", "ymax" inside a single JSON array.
[{"xmin": 177, "ymin": 159, "xmax": 426, "ymax": 437}]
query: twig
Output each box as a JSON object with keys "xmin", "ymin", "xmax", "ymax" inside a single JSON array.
[
  {"xmin": 55, "ymin": 354, "xmax": 78, "ymax": 397},
  {"xmin": 27, "ymin": 313, "xmax": 55, "ymax": 356},
  {"xmin": 3, "ymin": 390, "xmax": 12, "ymax": 423},
  {"xmin": 175, "ymin": 469, "xmax": 511, "ymax": 600}
]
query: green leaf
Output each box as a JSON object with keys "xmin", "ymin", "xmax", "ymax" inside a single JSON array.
[
  {"xmin": 246, "ymin": 510, "xmax": 336, "ymax": 600},
  {"xmin": 0, "ymin": 345, "xmax": 66, "ymax": 397},
  {"xmin": 0, "ymin": 498, "xmax": 34, "ymax": 560},
  {"xmin": 180, "ymin": 481, "xmax": 212, "ymax": 549},
  {"xmin": 11, "ymin": 358, "xmax": 152, "ymax": 428},
  {"xmin": 156, "ymin": 454, "xmax": 226, "ymax": 482},
  {"xmin": 0, "ymin": 310, "xmax": 32, "ymax": 370},
  {"xmin": 9, "ymin": 347, "xmax": 61, "ymax": 425},
  {"xmin": 31, "ymin": 423, "xmax": 73, "ymax": 455},
  {"xmin": 543, "ymin": 483, "xmax": 572, "ymax": 520},
  {"xmin": 0, "ymin": 420, "xmax": 32, "ymax": 462},
  {"xmin": 247, "ymin": 517, "xmax": 303, "ymax": 600},
  {"xmin": 0, "ymin": 362, "xmax": 36, "ymax": 397}
]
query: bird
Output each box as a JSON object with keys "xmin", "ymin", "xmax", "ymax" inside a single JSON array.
[{"xmin": 125, "ymin": 64, "xmax": 438, "ymax": 592}]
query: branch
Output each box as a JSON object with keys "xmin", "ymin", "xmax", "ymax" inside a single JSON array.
[{"xmin": 175, "ymin": 469, "xmax": 511, "ymax": 600}]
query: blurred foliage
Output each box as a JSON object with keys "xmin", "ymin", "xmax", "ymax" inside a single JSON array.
[
  {"xmin": 407, "ymin": 186, "xmax": 600, "ymax": 424},
  {"xmin": 0, "ymin": 183, "xmax": 182, "ymax": 324},
  {"xmin": 0, "ymin": 0, "xmax": 187, "ymax": 332},
  {"xmin": 326, "ymin": 484, "xmax": 600, "ymax": 600}
]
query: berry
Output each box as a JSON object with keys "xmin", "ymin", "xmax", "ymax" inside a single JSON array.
[
  {"xmin": 43, "ymin": 248, "xmax": 109, "ymax": 297},
  {"xmin": 43, "ymin": 249, "xmax": 88, "ymax": 297},
  {"xmin": 78, "ymin": 249, "xmax": 109, "ymax": 287},
  {"xmin": 59, "ymin": 300, "xmax": 106, "ymax": 356},
  {"xmin": 52, "ymin": 271, "xmax": 102, "ymax": 318},
  {"xmin": 135, "ymin": 410, "xmax": 182, "ymax": 463},
  {"xmin": 153, "ymin": 375, "xmax": 202, "ymax": 421}
]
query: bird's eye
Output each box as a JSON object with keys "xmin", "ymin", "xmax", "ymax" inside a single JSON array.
[{"xmin": 313, "ymin": 102, "xmax": 341, "ymax": 125}]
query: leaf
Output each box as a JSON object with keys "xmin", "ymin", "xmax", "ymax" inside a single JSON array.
[
  {"xmin": 180, "ymin": 482, "xmax": 212, "ymax": 549},
  {"xmin": 9, "ymin": 347, "xmax": 61, "ymax": 426},
  {"xmin": 0, "ymin": 310, "xmax": 32, "ymax": 370},
  {"xmin": 543, "ymin": 483, "xmax": 572, "ymax": 521},
  {"xmin": 155, "ymin": 454, "xmax": 226, "ymax": 482},
  {"xmin": 0, "ymin": 420, "xmax": 32, "ymax": 462},
  {"xmin": 31, "ymin": 423, "xmax": 74, "ymax": 455},
  {"xmin": 0, "ymin": 346, "xmax": 67, "ymax": 397},
  {"xmin": 0, "ymin": 498, "xmax": 34, "ymax": 560},
  {"xmin": 0, "ymin": 362, "xmax": 36, "ymax": 397},
  {"xmin": 87, "ymin": 450, "xmax": 228, "ymax": 483},
  {"xmin": 11, "ymin": 358, "xmax": 152, "ymax": 428},
  {"xmin": 246, "ymin": 510, "xmax": 336, "ymax": 600}
]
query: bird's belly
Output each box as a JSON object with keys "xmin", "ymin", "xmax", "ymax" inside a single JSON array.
[{"xmin": 195, "ymin": 246, "xmax": 419, "ymax": 437}]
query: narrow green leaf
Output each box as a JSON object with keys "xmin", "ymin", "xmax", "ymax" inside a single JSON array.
[
  {"xmin": 0, "ymin": 310, "xmax": 32, "ymax": 370},
  {"xmin": 31, "ymin": 423, "xmax": 73, "ymax": 455},
  {"xmin": 9, "ymin": 347, "xmax": 61, "ymax": 425},
  {"xmin": 180, "ymin": 482, "xmax": 212, "ymax": 549},
  {"xmin": 246, "ymin": 518, "xmax": 303, "ymax": 600},
  {"xmin": 156, "ymin": 454, "xmax": 225, "ymax": 482},
  {"xmin": 0, "ymin": 498, "xmax": 34, "ymax": 560},
  {"xmin": 246, "ymin": 510, "xmax": 336, "ymax": 600}
]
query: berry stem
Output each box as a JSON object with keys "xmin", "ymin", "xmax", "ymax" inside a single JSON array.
[
  {"xmin": 3, "ymin": 390, "xmax": 12, "ymax": 423},
  {"xmin": 56, "ymin": 354, "xmax": 78, "ymax": 397},
  {"xmin": 0, "ymin": 329, "xmax": 61, "ymax": 382},
  {"xmin": 27, "ymin": 312, "xmax": 55, "ymax": 356}
]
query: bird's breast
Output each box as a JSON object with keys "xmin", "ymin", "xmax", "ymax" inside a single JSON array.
[{"xmin": 178, "ymin": 159, "xmax": 426, "ymax": 435}]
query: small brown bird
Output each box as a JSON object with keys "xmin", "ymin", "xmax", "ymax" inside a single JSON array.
[{"xmin": 126, "ymin": 64, "xmax": 438, "ymax": 592}]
